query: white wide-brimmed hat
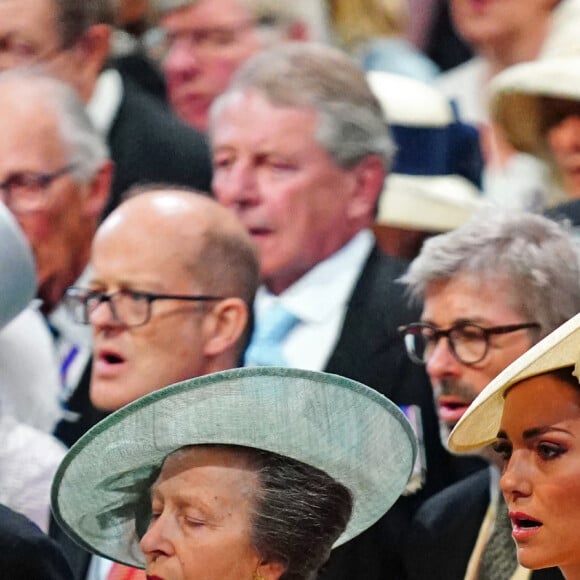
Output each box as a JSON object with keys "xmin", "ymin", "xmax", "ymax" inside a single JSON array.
[
  {"xmin": 0, "ymin": 203, "xmax": 36, "ymax": 331},
  {"xmin": 448, "ymin": 311, "xmax": 580, "ymax": 453},
  {"xmin": 490, "ymin": 0, "xmax": 580, "ymax": 157},
  {"xmin": 367, "ymin": 71, "xmax": 484, "ymax": 232},
  {"xmin": 52, "ymin": 367, "xmax": 417, "ymax": 568}
]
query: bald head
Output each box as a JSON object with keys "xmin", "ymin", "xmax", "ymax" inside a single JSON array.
[
  {"xmin": 88, "ymin": 188, "xmax": 259, "ymax": 411},
  {"xmin": 96, "ymin": 188, "xmax": 259, "ymax": 305}
]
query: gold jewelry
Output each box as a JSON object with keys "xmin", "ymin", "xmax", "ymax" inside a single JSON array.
[{"xmin": 253, "ymin": 572, "xmax": 266, "ymax": 580}]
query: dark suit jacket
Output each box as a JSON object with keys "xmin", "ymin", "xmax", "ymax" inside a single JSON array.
[
  {"xmin": 404, "ymin": 469, "xmax": 563, "ymax": 580},
  {"xmin": 317, "ymin": 246, "xmax": 475, "ymax": 580},
  {"xmin": 103, "ymin": 76, "xmax": 213, "ymax": 218},
  {"xmin": 0, "ymin": 504, "xmax": 73, "ymax": 580},
  {"xmin": 545, "ymin": 200, "xmax": 580, "ymax": 227}
]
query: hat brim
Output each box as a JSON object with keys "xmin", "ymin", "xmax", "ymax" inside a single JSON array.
[
  {"xmin": 377, "ymin": 174, "xmax": 483, "ymax": 232},
  {"xmin": 51, "ymin": 367, "xmax": 417, "ymax": 568},
  {"xmin": 0, "ymin": 203, "xmax": 36, "ymax": 330},
  {"xmin": 491, "ymin": 57, "xmax": 580, "ymax": 156},
  {"xmin": 367, "ymin": 70, "xmax": 454, "ymax": 127},
  {"xmin": 448, "ymin": 312, "xmax": 580, "ymax": 453}
]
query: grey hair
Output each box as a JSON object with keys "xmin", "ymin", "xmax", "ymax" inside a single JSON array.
[
  {"xmin": 155, "ymin": 0, "xmax": 330, "ymax": 42},
  {"xmin": 52, "ymin": 0, "xmax": 116, "ymax": 48},
  {"xmin": 0, "ymin": 69, "xmax": 109, "ymax": 184},
  {"xmin": 164, "ymin": 444, "xmax": 353, "ymax": 580},
  {"xmin": 401, "ymin": 209, "xmax": 580, "ymax": 339},
  {"xmin": 210, "ymin": 42, "xmax": 396, "ymax": 170}
]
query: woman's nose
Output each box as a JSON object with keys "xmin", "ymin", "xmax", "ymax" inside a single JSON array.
[
  {"xmin": 140, "ymin": 514, "xmax": 175, "ymax": 561},
  {"xmin": 500, "ymin": 451, "xmax": 533, "ymax": 502}
]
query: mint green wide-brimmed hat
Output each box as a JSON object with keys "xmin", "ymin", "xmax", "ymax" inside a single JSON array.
[{"xmin": 52, "ymin": 367, "xmax": 417, "ymax": 568}]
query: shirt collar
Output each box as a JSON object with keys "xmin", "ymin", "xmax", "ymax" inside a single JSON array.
[
  {"xmin": 256, "ymin": 229, "xmax": 375, "ymax": 323},
  {"xmin": 86, "ymin": 69, "xmax": 124, "ymax": 136}
]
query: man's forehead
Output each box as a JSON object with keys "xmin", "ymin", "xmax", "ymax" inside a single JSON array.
[
  {"xmin": 422, "ymin": 274, "xmax": 520, "ymax": 321},
  {"xmin": 212, "ymin": 89, "xmax": 319, "ymax": 139},
  {"xmin": 0, "ymin": 101, "xmax": 66, "ymax": 168}
]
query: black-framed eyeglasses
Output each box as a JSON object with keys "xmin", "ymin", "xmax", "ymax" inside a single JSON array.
[
  {"xmin": 64, "ymin": 287, "xmax": 225, "ymax": 328},
  {"xmin": 398, "ymin": 321, "xmax": 541, "ymax": 366},
  {"xmin": 0, "ymin": 165, "xmax": 77, "ymax": 213}
]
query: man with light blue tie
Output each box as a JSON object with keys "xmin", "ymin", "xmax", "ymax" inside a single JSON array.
[{"xmin": 210, "ymin": 42, "xmax": 458, "ymax": 580}]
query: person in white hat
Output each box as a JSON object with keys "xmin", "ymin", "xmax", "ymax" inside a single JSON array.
[
  {"xmin": 449, "ymin": 312, "xmax": 580, "ymax": 579},
  {"xmin": 437, "ymin": 0, "xmax": 561, "ymax": 212},
  {"xmin": 52, "ymin": 366, "xmax": 417, "ymax": 580},
  {"xmin": 490, "ymin": 0, "xmax": 580, "ymax": 209}
]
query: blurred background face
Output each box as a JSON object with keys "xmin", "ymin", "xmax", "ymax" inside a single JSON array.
[
  {"xmin": 161, "ymin": 0, "xmax": 262, "ymax": 132},
  {"xmin": 88, "ymin": 218, "xmax": 213, "ymax": 411},
  {"xmin": 140, "ymin": 446, "xmax": 263, "ymax": 580},
  {"xmin": 0, "ymin": 99, "xmax": 90, "ymax": 312},
  {"xmin": 212, "ymin": 90, "xmax": 362, "ymax": 295},
  {"xmin": 0, "ymin": 0, "xmax": 95, "ymax": 100},
  {"xmin": 498, "ymin": 374, "xmax": 580, "ymax": 575},
  {"xmin": 422, "ymin": 274, "xmax": 534, "ymax": 444},
  {"xmin": 450, "ymin": 0, "xmax": 554, "ymax": 52},
  {"xmin": 543, "ymin": 98, "xmax": 580, "ymax": 198},
  {"xmin": 0, "ymin": 0, "xmax": 61, "ymax": 71}
]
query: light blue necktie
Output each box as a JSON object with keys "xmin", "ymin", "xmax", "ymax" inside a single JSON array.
[{"xmin": 244, "ymin": 302, "xmax": 300, "ymax": 367}]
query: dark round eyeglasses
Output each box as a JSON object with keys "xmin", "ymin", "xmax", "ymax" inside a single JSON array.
[
  {"xmin": 64, "ymin": 287, "xmax": 224, "ymax": 328},
  {"xmin": 398, "ymin": 321, "xmax": 541, "ymax": 366}
]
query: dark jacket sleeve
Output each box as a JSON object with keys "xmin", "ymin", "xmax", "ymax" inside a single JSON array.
[{"xmin": 0, "ymin": 504, "xmax": 74, "ymax": 580}]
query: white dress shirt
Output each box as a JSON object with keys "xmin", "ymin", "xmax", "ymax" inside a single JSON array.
[{"xmin": 252, "ymin": 230, "xmax": 374, "ymax": 371}]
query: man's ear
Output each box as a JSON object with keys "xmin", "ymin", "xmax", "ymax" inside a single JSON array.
[
  {"xmin": 348, "ymin": 155, "xmax": 386, "ymax": 221},
  {"xmin": 83, "ymin": 160, "xmax": 114, "ymax": 219},
  {"xmin": 256, "ymin": 560, "xmax": 286, "ymax": 580},
  {"xmin": 202, "ymin": 297, "xmax": 249, "ymax": 358},
  {"xmin": 72, "ymin": 24, "xmax": 111, "ymax": 101}
]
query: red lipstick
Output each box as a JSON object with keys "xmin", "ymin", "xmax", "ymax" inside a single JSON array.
[{"xmin": 509, "ymin": 511, "xmax": 543, "ymax": 541}]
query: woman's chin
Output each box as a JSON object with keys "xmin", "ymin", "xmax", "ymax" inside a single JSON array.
[{"xmin": 516, "ymin": 545, "xmax": 560, "ymax": 574}]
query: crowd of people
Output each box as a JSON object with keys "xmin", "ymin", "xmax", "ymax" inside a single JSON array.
[{"xmin": 2, "ymin": 1, "xmax": 580, "ymax": 579}]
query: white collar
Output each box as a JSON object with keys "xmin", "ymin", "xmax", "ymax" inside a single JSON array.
[
  {"xmin": 256, "ymin": 230, "xmax": 374, "ymax": 323},
  {"xmin": 86, "ymin": 69, "xmax": 124, "ymax": 136}
]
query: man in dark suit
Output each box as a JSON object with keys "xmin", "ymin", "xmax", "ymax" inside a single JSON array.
[
  {"xmin": 399, "ymin": 211, "xmax": 579, "ymax": 579},
  {"xmin": 210, "ymin": 42, "xmax": 455, "ymax": 580},
  {"xmin": 0, "ymin": 0, "xmax": 212, "ymax": 219}
]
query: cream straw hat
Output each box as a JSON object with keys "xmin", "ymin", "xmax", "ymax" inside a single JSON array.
[{"xmin": 490, "ymin": 0, "xmax": 580, "ymax": 157}]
